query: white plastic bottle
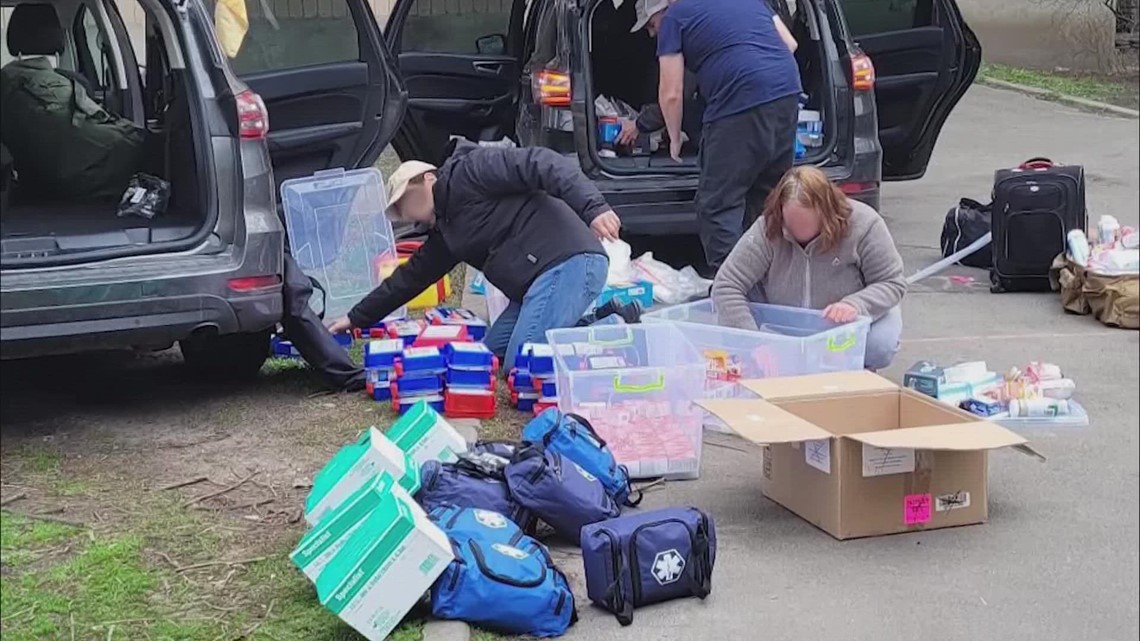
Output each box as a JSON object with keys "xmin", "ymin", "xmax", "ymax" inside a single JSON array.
[
  {"xmin": 1067, "ymin": 229, "xmax": 1090, "ymax": 266},
  {"xmin": 1009, "ymin": 398, "xmax": 1070, "ymax": 418}
]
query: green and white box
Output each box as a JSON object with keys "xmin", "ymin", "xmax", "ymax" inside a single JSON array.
[
  {"xmin": 316, "ymin": 483, "xmax": 453, "ymax": 641},
  {"xmin": 305, "ymin": 427, "xmax": 421, "ymax": 526},
  {"xmin": 292, "ymin": 472, "xmax": 407, "ymax": 583},
  {"xmin": 387, "ymin": 400, "xmax": 467, "ymax": 468}
]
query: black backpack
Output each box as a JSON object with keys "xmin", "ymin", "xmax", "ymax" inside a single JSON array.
[
  {"xmin": 940, "ymin": 198, "xmax": 992, "ymax": 269},
  {"xmin": 990, "ymin": 158, "xmax": 1087, "ymax": 293}
]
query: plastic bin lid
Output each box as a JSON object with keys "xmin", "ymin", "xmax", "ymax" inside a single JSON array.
[{"xmin": 280, "ymin": 167, "xmax": 405, "ymax": 321}]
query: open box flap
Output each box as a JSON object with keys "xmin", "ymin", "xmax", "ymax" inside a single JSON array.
[
  {"xmin": 698, "ymin": 399, "xmax": 833, "ymax": 444},
  {"xmin": 741, "ymin": 371, "xmax": 898, "ymax": 401},
  {"xmin": 845, "ymin": 422, "xmax": 1040, "ymax": 457}
]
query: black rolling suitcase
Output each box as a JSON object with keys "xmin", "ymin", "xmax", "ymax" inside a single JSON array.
[{"xmin": 990, "ymin": 158, "xmax": 1087, "ymax": 293}]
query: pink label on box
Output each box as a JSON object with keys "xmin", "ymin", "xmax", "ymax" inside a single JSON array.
[{"xmin": 904, "ymin": 493, "xmax": 933, "ymax": 525}]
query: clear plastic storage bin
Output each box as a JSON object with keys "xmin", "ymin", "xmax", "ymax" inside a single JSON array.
[
  {"xmin": 643, "ymin": 300, "xmax": 870, "ymax": 379},
  {"xmin": 280, "ymin": 168, "xmax": 404, "ymax": 321},
  {"xmin": 545, "ymin": 324, "xmax": 707, "ymax": 480}
]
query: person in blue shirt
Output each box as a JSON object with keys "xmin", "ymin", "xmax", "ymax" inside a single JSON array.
[{"xmin": 633, "ymin": 0, "xmax": 801, "ymax": 275}]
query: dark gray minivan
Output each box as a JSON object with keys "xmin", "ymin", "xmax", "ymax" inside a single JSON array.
[
  {"xmin": 0, "ymin": 0, "xmax": 404, "ymax": 375},
  {"xmin": 384, "ymin": 0, "xmax": 980, "ymax": 233}
]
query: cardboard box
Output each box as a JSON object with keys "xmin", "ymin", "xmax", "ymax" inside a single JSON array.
[
  {"xmin": 386, "ymin": 400, "xmax": 467, "ymax": 467},
  {"xmin": 700, "ymin": 371, "xmax": 1038, "ymax": 540},
  {"xmin": 315, "ymin": 475, "xmax": 453, "ymax": 641},
  {"xmin": 293, "ymin": 472, "xmax": 415, "ymax": 583},
  {"xmin": 304, "ymin": 428, "xmax": 421, "ymax": 526}
]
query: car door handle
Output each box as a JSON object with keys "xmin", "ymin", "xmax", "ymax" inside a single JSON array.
[{"xmin": 472, "ymin": 61, "xmax": 505, "ymax": 75}]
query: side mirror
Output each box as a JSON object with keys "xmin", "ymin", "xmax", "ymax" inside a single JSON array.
[{"xmin": 475, "ymin": 34, "xmax": 506, "ymax": 55}]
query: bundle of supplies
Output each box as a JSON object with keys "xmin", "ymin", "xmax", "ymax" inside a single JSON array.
[
  {"xmin": 1056, "ymin": 215, "xmax": 1139, "ymax": 329},
  {"xmin": 904, "ymin": 360, "xmax": 1087, "ymax": 426}
]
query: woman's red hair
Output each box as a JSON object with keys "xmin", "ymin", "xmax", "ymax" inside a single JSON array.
[{"xmin": 762, "ymin": 166, "xmax": 852, "ymax": 252}]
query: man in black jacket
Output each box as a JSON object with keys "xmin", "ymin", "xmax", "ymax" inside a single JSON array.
[{"xmin": 325, "ymin": 142, "xmax": 623, "ymax": 370}]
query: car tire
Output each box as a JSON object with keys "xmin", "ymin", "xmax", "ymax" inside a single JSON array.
[{"xmin": 179, "ymin": 330, "xmax": 270, "ymax": 381}]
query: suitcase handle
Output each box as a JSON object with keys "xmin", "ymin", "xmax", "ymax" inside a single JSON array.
[{"xmin": 1019, "ymin": 157, "xmax": 1054, "ymax": 170}]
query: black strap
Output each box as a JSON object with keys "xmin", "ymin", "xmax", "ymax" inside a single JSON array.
[
  {"xmin": 604, "ymin": 578, "xmax": 634, "ymax": 626},
  {"xmin": 309, "ymin": 276, "xmax": 328, "ymax": 320},
  {"xmin": 959, "ymin": 197, "xmax": 991, "ymax": 213},
  {"xmin": 620, "ymin": 465, "xmax": 643, "ymax": 508}
]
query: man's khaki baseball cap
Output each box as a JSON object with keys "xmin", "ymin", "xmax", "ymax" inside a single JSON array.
[
  {"xmin": 631, "ymin": 0, "xmax": 669, "ymax": 32},
  {"xmin": 386, "ymin": 160, "xmax": 437, "ymax": 218}
]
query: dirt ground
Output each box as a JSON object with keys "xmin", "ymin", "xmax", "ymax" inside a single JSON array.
[{"xmin": 0, "ymin": 269, "xmax": 522, "ymax": 640}]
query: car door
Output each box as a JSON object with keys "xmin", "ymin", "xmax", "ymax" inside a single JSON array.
[
  {"xmin": 209, "ymin": 0, "xmax": 406, "ymax": 186},
  {"xmin": 838, "ymin": 0, "xmax": 981, "ymax": 180},
  {"xmin": 384, "ymin": 0, "xmax": 526, "ymax": 165}
]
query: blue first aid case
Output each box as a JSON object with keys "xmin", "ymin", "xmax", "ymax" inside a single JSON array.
[
  {"xmin": 399, "ymin": 346, "xmax": 447, "ymax": 374},
  {"xmin": 536, "ymin": 378, "xmax": 557, "ymax": 397},
  {"xmin": 445, "ymin": 342, "xmax": 496, "ymax": 370},
  {"xmin": 364, "ymin": 338, "xmax": 404, "ymax": 369},
  {"xmin": 514, "ymin": 391, "xmax": 539, "ymax": 412},
  {"xmin": 581, "ymin": 507, "xmax": 716, "ymax": 626},
  {"xmin": 446, "ymin": 369, "xmax": 495, "ymax": 389},
  {"xmin": 366, "ymin": 367, "xmax": 394, "ymax": 386},
  {"xmin": 428, "ymin": 307, "xmax": 489, "ymax": 341},
  {"xmin": 394, "ymin": 372, "xmax": 445, "ymax": 396},
  {"xmin": 271, "ymin": 335, "xmax": 301, "ymax": 358},
  {"xmin": 520, "ymin": 343, "xmax": 555, "ymax": 377},
  {"xmin": 395, "ymin": 393, "xmax": 444, "ymax": 414},
  {"xmin": 371, "ymin": 384, "xmax": 393, "ymax": 402},
  {"xmin": 389, "ymin": 320, "xmax": 425, "ymax": 346}
]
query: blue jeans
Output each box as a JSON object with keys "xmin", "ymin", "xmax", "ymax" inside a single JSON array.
[{"xmin": 483, "ymin": 253, "xmax": 609, "ymax": 371}]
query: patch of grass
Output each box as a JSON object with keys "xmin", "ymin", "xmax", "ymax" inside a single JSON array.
[
  {"xmin": 54, "ymin": 479, "xmax": 91, "ymax": 497},
  {"xmin": 0, "ymin": 511, "xmax": 228, "ymax": 641},
  {"xmin": 979, "ymin": 63, "xmax": 1139, "ymax": 110},
  {"xmin": 18, "ymin": 449, "xmax": 61, "ymax": 475}
]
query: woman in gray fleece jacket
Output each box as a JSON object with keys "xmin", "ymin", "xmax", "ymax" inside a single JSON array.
[{"xmin": 711, "ymin": 166, "xmax": 907, "ymax": 370}]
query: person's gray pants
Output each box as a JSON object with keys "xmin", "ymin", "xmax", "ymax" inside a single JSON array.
[
  {"xmin": 864, "ymin": 306, "xmax": 903, "ymax": 371},
  {"xmin": 696, "ymin": 94, "xmax": 799, "ymax": 273}
]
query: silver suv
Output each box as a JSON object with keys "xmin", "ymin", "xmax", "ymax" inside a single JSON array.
[{"xmin": 0, "ymin": 0, "xmax": 404, "ymax": 377}]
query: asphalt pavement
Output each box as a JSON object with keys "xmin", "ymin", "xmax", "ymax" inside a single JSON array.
[{"xmin": 554, "ymin": 85, "xmax": 1140, "ymax": 641}]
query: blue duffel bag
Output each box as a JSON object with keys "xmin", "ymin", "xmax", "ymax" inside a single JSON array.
[
  {"xmin": 416, "ymin": 459, "xmax": 534, "ymax": 531},
  {"xmin": 505, "ymin": 443, "xmax": 620, "ymax": 541},
  {"xmin": 521, "ymin": 409, "xmax": 641, "ymax": 507},
  {"xmin": 580, "ymin": 506, "xmax": 716, "ymax": 625},
  {"xmin": 428, "ymin": 504, "xmax": 525, "ymax": 547},
  {"xmin": 431, "ymin": 533, "xmax": 577, "ymax": 637}
]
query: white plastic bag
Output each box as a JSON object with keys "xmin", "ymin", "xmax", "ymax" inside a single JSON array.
[
  {"xmin": 601, "ymin": 239, "xmax": 637, "ymax": 285},
  {"xmin": 631, "ymin": 252, "xmax": 713, "ymax": 305},
  {"xmin": 485, "ymin": 280, "xmax": 510, "ymax": 326}
]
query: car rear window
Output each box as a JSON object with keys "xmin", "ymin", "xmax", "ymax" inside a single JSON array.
[{"xmin": 204, "ymin": 0, "xmax": 361, "ymax": 74}]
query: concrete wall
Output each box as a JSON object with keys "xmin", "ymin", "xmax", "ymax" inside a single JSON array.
[{"xmin": 957, "ymin": 0, "xmax": 1118, "ymax": 72}]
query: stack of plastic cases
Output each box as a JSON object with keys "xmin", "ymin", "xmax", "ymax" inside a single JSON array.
[
  {"xmin": 508, "ymin": 368, "xmax": 539, "ymax": 412},
  {"xmin": 391, "ymin": 346, "xmax": 447, "ymax": 414},
  {"xmin": 442, "ymin": 342, "xmax": 497, "ymax": 419},
  {"xmin": 426, "ymin": 306, "xmax": 489, "ymax": 341},
  {"xmin": 524, "ymin": 343, "xmax": 559, "ymax": 412},
  {"xmin": 364, "ymin": 339, "xmax": 404, "ymax": 401},
  {"xmin": 413, "ymin": 324, "xmax": 470, "ymax": 348}
]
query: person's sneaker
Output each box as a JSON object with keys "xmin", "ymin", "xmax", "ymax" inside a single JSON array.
[
  {"xmin": 594, "ymin": 299, "xmax": 643, "ymax": 324},
  {"xmin": 615, "ymin": 300, "xmax": 643, "ymax": 324}
]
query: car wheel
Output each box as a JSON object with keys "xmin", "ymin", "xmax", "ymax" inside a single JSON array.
[{"xmin": 179, "ymin": 330, "xmax": 271, "ymax": 381}]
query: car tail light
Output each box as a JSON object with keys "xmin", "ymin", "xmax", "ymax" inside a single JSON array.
[
  {"xmin": 839, "ymin": 181, "xmax": 878, "ymax": 195},
  {"xmin": 236, "ymin": 90, "xmax": 269, "ymax": 140},
  {"xmin": 534, "ymin": 69, "xmax": 571, "ymax": 107},
  {"xmin": 228, "ymin": 274, "xmax": 280, "ymax": 292},
  {"xmin": 850, "ymin": 53, "xmax": 875, "ymax": 92}
]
